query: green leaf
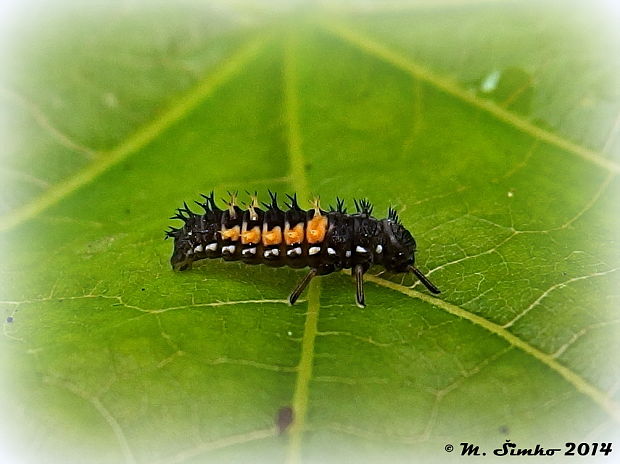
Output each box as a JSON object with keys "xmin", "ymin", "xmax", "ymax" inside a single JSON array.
[{"xmin": 2, "ymin": 1, "xmax": 619, "ymax": 463}]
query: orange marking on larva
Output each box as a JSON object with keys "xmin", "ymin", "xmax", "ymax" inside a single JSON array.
[
  {"xmin": 306, "ymin": 214, "xmax": 327, "ymax": 244},
  {"xmin": 220, "ymin": 225, "xmax": 240, "ymax": 241},
  {"xmin": 262, "ymin": 226, "xmax": 282, "ymax": 246},
  {"xmin": 284, "ymin": 223, "xmax": 305, "ymax": 245},
  {"xmin": 241, "ymin": 226, "xmax": 261, "ymax": 244}
]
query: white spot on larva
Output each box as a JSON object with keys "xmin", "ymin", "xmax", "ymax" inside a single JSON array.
[
  {"xmin": 188, "ymin": 231, "xmax": 193, "ymax": 236},
  {"xmin": 223, "ymin": 245, "xmax": 236, "ymax": 254},
  {"xmin": 186, "ymin": 248, "xmax": 194, "ymax": 255},
  {"xmin": 309, "ymin": 246, "xmax": 321, "ymax": 255},
  {"xmin": 327, "ymin": 247, "xmax": 336, "ymax": 255},
  {"xmin": 265, "ymin": 248, "xmax": 280, "ymax": 257},
  {"xmin": 206, "ymin": 243, "xmax": 218, "ymax": 252},
  {"xmin": 194, "ymin": 244, "xmax": 204, "ymax": 253},
  {"xmin": 242, "ymin": 247, "xmax": 256, "ymax": 255},
  {"xmin": 345, "ymin": 250, "xmax": 351, "ymax": 258},
  {"xmin": 288, "ymin": 247, "xmax": 302, "ymax": 257},
  {"xmin": 356, "ymin": 246, "xmax": 367, "ymax": 254},
  {"xmin": 375, "ymin": 244, "xmax": 383, "ymax": 254}
]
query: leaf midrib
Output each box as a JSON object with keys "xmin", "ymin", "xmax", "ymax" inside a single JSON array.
[{"xmin": 282, "ymin": 31, "xmax": 321, "ymax": 464}]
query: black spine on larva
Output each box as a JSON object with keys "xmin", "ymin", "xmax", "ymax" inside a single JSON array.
[
  {"xmin": 329, "ymin": 197, "xmax": 347, "ymax": 214},
  {"xmin": 387, "ymin": 206, "xmax": 400, "ymax": 224},
  {"xmin": 354, "ymin": 198, "xmax": 374, "ymax": 216}
]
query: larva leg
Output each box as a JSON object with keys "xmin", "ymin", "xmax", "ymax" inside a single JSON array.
[
  {"xmin": 408, "ymin": 265, "xmax": 441, "ymax": 294},
  {"xmin": 289, "ymin": 268, "xmax": 318, "ymax": 305},
  {"xmin": 354, "ymin": 264, "xmax": 366, "ymax": 308}
]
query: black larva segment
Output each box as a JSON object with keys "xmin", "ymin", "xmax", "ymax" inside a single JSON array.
[{"xmin": 167, "ymin": 192, "xmax": 441, "ymax": 306}]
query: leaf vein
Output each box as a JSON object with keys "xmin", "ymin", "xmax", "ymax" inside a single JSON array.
[
  {"xmin": 363, "ymin": 273, "xmax": 620, "ymax": 424},
  {"xmin": 43, "ymin": 375, "xmax": 136, "ymax": 464},
  {"xmin": 552, "ymin": 319, "xmax": 620, "ymax": 359},
  {"xmin": 322, "ymin": 22, "xmax": 620, "ymax": 174},
  {"xmin": 151, "ymin": 428, "xmax": 277, "ymax": 464},
  {"xmin": 0, "ymin": 86, "xmax": 97, "ymax": 159},
  {"xmin": 283, "ymin": 31, "xmax": 322, "ymax": 464},
  {"xmin": 503, "ymin": 268, "xmax": 619, "ymax": 328},
  {"xmin": 0, "ymin": 34, "xmax": 269, "ymax": 233}
]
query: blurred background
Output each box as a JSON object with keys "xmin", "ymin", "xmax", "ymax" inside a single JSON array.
[{"xmin": 1, "ymin": 0, "xmax": 619, "ymax": 463}]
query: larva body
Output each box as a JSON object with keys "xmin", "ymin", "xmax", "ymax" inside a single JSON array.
[{"xmin": 166, "ymin": 192, "xmax": 440, "ymax": 307}]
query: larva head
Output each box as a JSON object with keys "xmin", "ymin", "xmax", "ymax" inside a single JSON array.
[
  {"xmin": 381, "ymin": 219, "xmax": 417, "ymax": 273},
  {"xmin": 381, "ymin": 207, "xmax": 441, "ymax": 294},
  {"xmin": 166, "ymin": 203, "xmax": 200, "ymax": 271},
  {"xmin": 169, "ymin": 228, "xmax": 195, "ymax": 271}
]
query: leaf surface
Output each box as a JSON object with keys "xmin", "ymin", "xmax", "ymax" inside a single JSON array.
[{"xmin": 1, "ymin": 2, "xmax": 619, "ymax": 463}]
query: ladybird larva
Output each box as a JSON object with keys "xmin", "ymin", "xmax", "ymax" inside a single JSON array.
[{"xmin": 166, "ymin": 191, "xmax": 440, "ymax": 307}]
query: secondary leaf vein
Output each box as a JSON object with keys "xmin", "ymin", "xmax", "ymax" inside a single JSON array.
[
  {"xmin": 322, "ymin": 21, "xmax": 620, "ymax": 174},
  {"xmin": 363, "ymin": 273, "xmax": 620, "ymax": 424},
  {"xmin": 0, "ymin": 34, "xmax": 270, "ymax": 233}
]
